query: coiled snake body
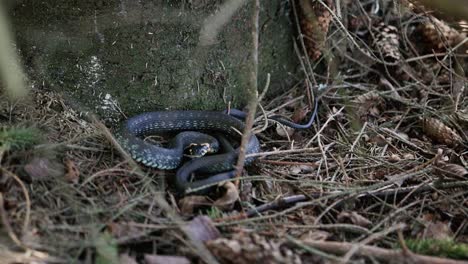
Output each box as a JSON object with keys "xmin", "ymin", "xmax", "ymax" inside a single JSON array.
[
  {"xmin": 118, "ymin": 111, "xmax": 260, "ymax": 193},
  {"xmin": 118, "ymin": 99, "xmax": 319, "ymax": 194}
]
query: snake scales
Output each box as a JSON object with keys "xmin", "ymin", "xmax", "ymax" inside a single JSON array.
[
  {"xmin": 118, "ymin": 99, "xmax": 318, "ymax": 194},
  {"xmin": 117, "ymin": 110, "xmax": 260, "ymax": 193}
]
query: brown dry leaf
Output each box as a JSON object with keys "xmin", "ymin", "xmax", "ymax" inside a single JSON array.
[
  {"xmin": 275, "ymin": 123, "xmax": 295, "ymax": 138},
  {"xmin": 368, "ymin": 134, "xmax": 387, "ymax": 147},
  {"xmin": 337, "ymin": 211, "xmax": 372, "ymax": 227},
  {"xmin": 402, "ymin": 153, "xmax": 416, "ymax": 160},
  {"xmin": 353, "ymin": 92, "xmax": 385, "ymax": 122},
  {"xmin": 299, "ymin": 230, "xmax": 331, "ymax": 242},
  {"xmin": 388, "ymin": 154, "xmax": 401, "ymax": 162},
  {"xmin": 64, "ymin": 159, "xmax": 80, "ymax": 183},
  {"xmin": 24, "ymin": 157, "xmax": 64, "ymax": 182},
  {"xmin": 372, "ymin": 22, "xmax": 402, "ymax": 63},
  {"xmin": 419, "ymin": 220, "xmax": 454, "ymax": 240},
  {"xmin": 288, "ymin": 164, "xmax": 315, "ymax": 174},
  {"xmin": 291, "ymin": 106, "xmax": 309, "ymax": 125},
  {"xmin": 107, "ymin": 222, "xmax": 147, "ymax": 241},
  {"xmin": 424, "ymin": 221, "xmax": 453, "ymax": 240},
  {"xmin": 207, "ymin": 232, "xmax": 301, "ymax": 264},
  {"xmin": 434, "ymin": 162, "xmax": 468, "ymax": 179},
  {"xmin": 185, "ymin": 216, "xmax": 221, "ymax": 242},
  {"xmin": 385, "ymin": 172, "xmax": 407, "ymax": 186},
  {"xmin": 213, "ymin": 181, "xmax": 239, "ymax": 211},
  {"xmin": 298, "ymin": 0, "xmax": 335, "ymax": 61},
  {"xmin": 144, "ymin": 255, "xmax": 190, "ymax": 264},
  {"xmin": 290, "ymin": 166, "xmax": 302, "ymax": 174},
  {"xmin": 178, "ymin": 195, "xmax": 210, "ymax": 215},
  {"xmin": 379, "ymin": 128, "xmax": 410, "ymax": 142},
  {"xmin": 422, "ymin": 117, "xmax": 463, "ymax": 146}
]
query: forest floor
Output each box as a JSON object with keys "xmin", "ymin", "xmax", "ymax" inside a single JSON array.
[{"xmin": 1, "ymin": 1, "xmax": 467, "ymax": 263}]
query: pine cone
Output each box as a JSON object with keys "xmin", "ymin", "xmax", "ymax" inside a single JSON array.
[
  {"xmin": 405, "ymin": 1, "xmax": 468, "ymax": 34},
  {"xmin": 298, "ymin": 0, "xmax": 335, "ymax": 61},
  {"xmin": 372, "ymin": 22, "xmax": 402, "ymax": 63},
  {"xmin": 421, "ymin": 62, "xmax": 452, "ymax": 85},
  {"xmin": 420, "ymin": 17, "xmax": 467, "ymax": 52},
  {"xmin": 207, "ymin": 232, "xmax": 302, "ymax": 264},
  {"xmin": 421, "ymin": 117, "xmax": 463, "ymax": 147}
]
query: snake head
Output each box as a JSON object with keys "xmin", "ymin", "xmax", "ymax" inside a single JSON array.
[{"xmin": 184, "ymin": 143, "xmax": 214, "ymax": 158}]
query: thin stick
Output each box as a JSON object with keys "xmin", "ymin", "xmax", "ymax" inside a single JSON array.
[
  {"xmin": 246, "ymin": 147, "xmax": 320, "ymax": 158},
  {"xmin": 234, "ymin": 0, "xmax": 260, "ymax": 186},
  {"xmin": 0, "ymin": 192, "xmax": 24, "ymax": 248},
  {"xmin": 252, "ymin": 74, "xmax": 271, "ymax": 134},
  {"xmin": 2, "ymin": 168, "xmax": 31, "ymax": 237},
  {"xmin": 350, "ymin": 121, "xmax": 367, "ymax": 153},
  {"xmin": 259, "ymin": 159, "xmax": 319, "ymax": 167},
  {"xmin": 305, "ymin": 107, "xmax": 345, "ymax": 147}
]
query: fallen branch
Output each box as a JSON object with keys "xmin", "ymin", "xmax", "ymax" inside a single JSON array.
[
  {"xmin": 216, "ymin": 176, "xmax": 467, "ymax": 222},
  {"xmin": 246, "ymin": 179, "xmax": 468, "ymax": 217},
  {"xmin": 234, "ymin": 0, "xmax": 260, "ymax": 185},
  {"xmin": 302, "ymin": 240, "xmax": 467, "ymax": 264}
]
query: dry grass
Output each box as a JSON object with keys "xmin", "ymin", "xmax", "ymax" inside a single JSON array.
[{"xmin": 0, "ymin": 0, "xmax": 467, "ymax": 263}]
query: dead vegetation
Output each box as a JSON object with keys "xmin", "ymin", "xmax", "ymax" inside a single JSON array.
[{"xmin": 0, "ymin": 0, "xmax": 467, "ymax": 263}]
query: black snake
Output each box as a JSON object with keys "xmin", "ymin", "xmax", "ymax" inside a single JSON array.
[
  {"xmin": 117, "ymin": 110, "xmax": 260, "ymax": 193},
  {"xmin": 118, "ymin": 100, "xmax": 318, "ymax": 194}
]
